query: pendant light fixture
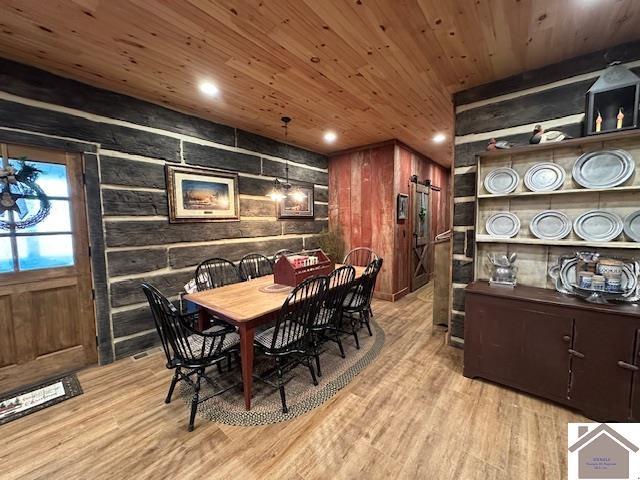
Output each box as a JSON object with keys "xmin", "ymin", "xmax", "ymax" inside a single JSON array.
[{"xmin": 267, "ymin": 116, "xmax": 307, "ymax": 203}]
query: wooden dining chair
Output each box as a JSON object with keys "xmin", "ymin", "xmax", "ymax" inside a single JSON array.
[
  {"xmin": 309, "ymin": 265, "xmax": 356, "ymax": 376},
  {"xmin": 343, "ymin": 247, "xmax": 379, "ymax": 267},
  {"xmin": 239, "ymin": 253, "xmax": 273, "ymax": 280},
  {"xmin": 253, "ymin": 275, "xmax": 328, "ymax": 413},
  {"xmin": 342, "ymin": 258, "xmax": 383, "ymax": 349},
  {"xmin": 194, "ymin": 257, "xmax": 243, "ymax": 291},
  {"xmin": 142, "ymin": 283, "xmax": 240, "ymax": 431}
]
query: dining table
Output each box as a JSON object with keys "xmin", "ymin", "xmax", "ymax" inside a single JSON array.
[{"xmin": 183, "ymin": 264, "xmax": 365, "ymax": 410}]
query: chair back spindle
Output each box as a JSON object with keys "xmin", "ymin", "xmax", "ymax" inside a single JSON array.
[
  {"xmin": 194, "ymin": 257, "xmax": 242, "ymax": 291},
  {"xmin": 239, "ymin": 253, "xmax": 273, "ymax": 280},
  {"xmin": 343, "ymin": 247, "xmax": 378, "ymax": 267}
]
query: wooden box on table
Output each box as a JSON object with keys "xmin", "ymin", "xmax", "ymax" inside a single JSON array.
[{"xmin": 273, "ymin": 249, "xmax": 334, "ymax": 287}]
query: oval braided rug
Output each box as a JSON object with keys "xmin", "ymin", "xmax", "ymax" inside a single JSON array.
[{"xmin": 179, "ymin": 320, "xmax": 385, "ymax": 426}]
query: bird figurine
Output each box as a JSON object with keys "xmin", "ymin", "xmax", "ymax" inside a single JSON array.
[
  {"xmin": 529, "ymin": 124, "xmax": 572, "ymax": 144},
  {"xmin": 486, "ymin": 138, "xmax": 515, "ymax": 150}
]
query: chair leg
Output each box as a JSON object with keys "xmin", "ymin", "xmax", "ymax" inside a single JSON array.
[
  {"xmin": 312, "ymin": 334, "xmax": 322, "ymax": 377},
  {"xmin": 188, "ymin": 369, "xmax": 202, "ymax": 432},
  {"xmin": 336, "ymin": 332, "xmax": 345, "ymax": 358},
  {"xmin": 352, "ymin": 320, "xmax": 360, "ymax": 350},
  {"xmin": 216, "ymin": 362, "xmax": 224, "ymax": 374},
  {"xmin": 276, "ymin": 357, "xmax": 288, "ymax": 414},
  {"xmin": 227, "ymin": 354, "xmax": 232, "ymax": 372},
  {"xmin": 307, "ymin": 358, "xmax": 318, "ymax": 386},
  {"xmin": 165, "ymin": 367, "xmax": 180, "ymax": 404},
  {"xmin": 364, "ymin": 311, "xmax": 373, "ymax": 337}
]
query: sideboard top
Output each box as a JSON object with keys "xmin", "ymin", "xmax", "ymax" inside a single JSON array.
[{"xmin": 466, "ymin": 281, "xmax": 640, "ymax": 318}]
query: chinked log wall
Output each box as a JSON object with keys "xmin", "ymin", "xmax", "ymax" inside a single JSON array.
[
  {"xmin": 0, "ymin": 58, "xmax": 329, "ymax": 362},
  {"xmin": 450, "ymin": 40, "xmax": 640, "ymax": 346}
]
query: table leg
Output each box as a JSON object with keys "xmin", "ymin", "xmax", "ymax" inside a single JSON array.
[
  {"xmin": 239, "ymin": 324, "xmax": 255, "ymax": 410},
  {"xmin": 197, "ymin": 306, "xmax": 208, "ymax": 331}
]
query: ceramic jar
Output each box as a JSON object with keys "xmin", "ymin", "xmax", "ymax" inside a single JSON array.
[{"xmin": 597, "ymin": 259, "xmax": 624, "ymax": 276}]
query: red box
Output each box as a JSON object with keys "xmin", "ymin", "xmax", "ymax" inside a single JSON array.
[{"xmin": 273, "ymin": 249, "xmax": 334, "ymax": 287}]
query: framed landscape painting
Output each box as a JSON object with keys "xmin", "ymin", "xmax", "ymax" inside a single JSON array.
[
  {"xmin": 166, "ymin": 165, "xmax": 240, "ymax": 222},
  {"xmin": 277, "ymin": 184, "xmax": 314, "ymax": 219}
]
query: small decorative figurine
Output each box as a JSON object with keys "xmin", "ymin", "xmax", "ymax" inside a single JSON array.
[
  {"xmin": 487, "ymin": 252, "xmax": 518, "ymax": 287},
  {"xmin": 617, "ymin": 107, "xmax": 625, "ymax": 129},
  {"xmin": 486, "ymin": 138, "xmax": 515, "ymax": 150},
  {"xmin": 529, "ymin": 124, "xmax": 572, "ymax": 144},
  {"xmin": 595, "ymin": 110, "xmax": 602, "ymax": 132}
]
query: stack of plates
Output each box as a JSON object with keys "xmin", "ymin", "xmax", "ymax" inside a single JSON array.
[
  {"xmin": 529, "ymin": 210, "xmax": 572, "ymax": 240},
  {"xmin": 484, "ymin": 167, "xmax": 519, "ymax": 194},
  {"xmin": 486, "ymin": 212, "xmax": 520, "ymax": 238},
  {"xmin": 524, "ymin": 163, "xmax": 566, "ymax": 192},
  {"xmin": 573, "ymin": 210, "xmax": 624, "ymax": 242},
  {"xmin": 624, "ymin": 210, "xmax": 640, "ymax": 242},
  {"xmin": 572, "ymin": 149, "xmax": 635, "ymax": 189}
]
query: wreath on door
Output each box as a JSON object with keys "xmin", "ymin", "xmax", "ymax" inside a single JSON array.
[{"xmin": 0, "ymin": 160, "xmax": 51, "ymax": 230}]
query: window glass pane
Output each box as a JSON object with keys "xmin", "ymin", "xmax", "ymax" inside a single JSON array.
[
  {"xmin": 9, "ymin": 159, "xmax": 69, "ymax": 197},
  {"xmin": 17, "ymin": 234, "xmax": 74, "ymax": 271},
  {"xmin": 0, "ymin": 237, "xmax": 13, "ymax": 273},
  {"xmin": 21, "ymin": 200, "xmax": 72, "ymax": 233}
]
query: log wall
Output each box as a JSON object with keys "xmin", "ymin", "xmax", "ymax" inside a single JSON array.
[{"xmin": 0, "ymin": 58, "xmax": 328, "ymax": 361}]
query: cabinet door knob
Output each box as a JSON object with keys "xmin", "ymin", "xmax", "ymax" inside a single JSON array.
[
  {"xmin": 562, "ymin": 335, "xmax": 571, "ymax": 342},
  {"xmin": 568, "ymin": 349, "xmax": 585, "ymax": 359},
  {"xmin": 617, "ymin": 361, "xmax": 639, "ymax": 371}
]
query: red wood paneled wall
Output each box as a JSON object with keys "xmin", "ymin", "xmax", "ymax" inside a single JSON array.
[{"xmin": 329, "ymin": 141, "xmax": 450, "ymax": 301}]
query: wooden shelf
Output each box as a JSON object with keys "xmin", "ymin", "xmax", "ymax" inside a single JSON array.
[
  {"xmin": 478, "ymin": 129, "xmax": 640, "ymax": 159},
  {"xmin": 476, "ymin": 235, "xmax": 640, "ymax": 249},
  {"xmin": 478, "ymin": 185, "xmax": 640, "ymax": 199}
]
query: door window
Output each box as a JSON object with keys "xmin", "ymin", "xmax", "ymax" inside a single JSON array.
[{"xmin": 0, "ymin": 156, "xmax": 75, "ymax": 272}]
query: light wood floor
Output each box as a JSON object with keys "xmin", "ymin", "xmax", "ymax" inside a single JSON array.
[{"xmin": 1, "ymin": 285, "xmax": 584, "ymax": 479}]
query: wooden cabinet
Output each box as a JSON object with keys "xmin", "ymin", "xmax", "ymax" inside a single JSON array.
[{"xmin": 464, "ymin": 282, "xmax": 640, "ymax": 421}]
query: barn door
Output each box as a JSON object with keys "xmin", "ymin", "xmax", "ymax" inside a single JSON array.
[
  {"xmin": 0, "ymin": 144, "xmax": 96, "ymax": 394},
  {"xmin": 410, "ymin": 180, "xmax": 430, "ymax": 291}
]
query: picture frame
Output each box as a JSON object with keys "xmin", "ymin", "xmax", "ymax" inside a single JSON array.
[
  {"xmin": 397, "ymin": 193, "xmax": 408, "ymax": 221},
  {"xmin": 166, "ymin": 164, "xmax": 240, "ymax": 223},
  {"xmin": 277, "ymin": 184, "xmax": 315, "ymax": 219}
]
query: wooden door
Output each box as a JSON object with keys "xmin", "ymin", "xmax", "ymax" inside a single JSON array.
[
  {"xmin": 569, "ymin": 311, "xmax": 636, "ymax": 420},
  {"xmin": 0, "ymin": 144, "xmax": 96, "ymax": 393},
  {"xmin": 409, "ymin": 180, "xmax": 429, "ymax": 291}
]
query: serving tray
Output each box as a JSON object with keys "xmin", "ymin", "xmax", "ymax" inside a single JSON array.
[
  {"xmin": 524, "ymin": 163, "xmax": 566, "ymax": 192},
  {"xmin": 573, "ymin": 210, "xmax": 623, "ymax": 242},
  {"xmin": 624, "ymin": 210, "xmax": 640, "ymax": 242},
  {"xmin": 483, "ymin": 167, "xmax": 519, "ymax": 194},
  {"xmin": 486, "ymin": 212, "xmax": 520, "ymax": 238},
  {"xmin": 572, "ymin": 149, "xmax": 635, "ymax": 189},
  {"xmin": 529, "ymin": 210, "xmax": 572, "ymax": 240}
]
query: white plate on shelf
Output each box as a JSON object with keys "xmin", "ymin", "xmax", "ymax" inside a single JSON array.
[
  {"xmin": 572, "ymin": 149, "xmax": 635, "ymax": 189},
  {"xmin": 624, "ymin": 210, "xmax": 640, "ymax": 242},
  {"xmin": 573, "ymin": 210, "xmax": 624, "ymax": 242},
  {"xmin": 486, "ymin": 212, "xmax": 520, "ymax": 238},
  {"xmin": 524, "ymin": 163, "xmax": 566, "ymax": 192},
  {"xmin": 529, "ymin": 210, "xmax": 572, "ymax": 240},
  {"xmin": 483, "ymin": 167, "xmax": 519, "ymax": 194}
]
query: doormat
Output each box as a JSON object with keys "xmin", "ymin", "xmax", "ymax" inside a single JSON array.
[{"xmin": 0, "ymin": 374, "xmax": 83, "ymax": 426}]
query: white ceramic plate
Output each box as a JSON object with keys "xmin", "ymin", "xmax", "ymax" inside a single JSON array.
[
  {"xmin": 486, "ymin": 212, "xmax": 520, "ymax": 238},
  {"xmin": 572, "ymin": 149, "xmax": 635, "ymax": 189},
  {"xmin": 624, "ymin": 210, "xmax": 640, "ymax": 242},
  {"xmin": 573, "ymin": 210, "xmax": 624, "ymax": 242},
  {"xmin": 529, "ymin": 210, "xmax": 572, "ymax": 240},
  {"xmin": 524, "ymin": 163, "xmax": 566, "ymax": 192},
  {"xmin": 483, "ymin": 167, "xmax": 519, "ymax": 194}
]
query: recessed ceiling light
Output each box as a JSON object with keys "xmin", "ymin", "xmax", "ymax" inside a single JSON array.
[
  {"xmin": 433, "ymin": 133, "xmax": 446, "ymax": 143},
  {"xmin": 323, "ymin": 131, "xmax": 337, "ymax": 143},
  {"xmin": 199, "ymin": 81, "xmax": 219, "ymax": 96}
]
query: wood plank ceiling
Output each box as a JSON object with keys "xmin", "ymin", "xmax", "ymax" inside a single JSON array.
[{"xmin": 0, "ymin": 0, "xmax": 640, "ymax": 166}]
